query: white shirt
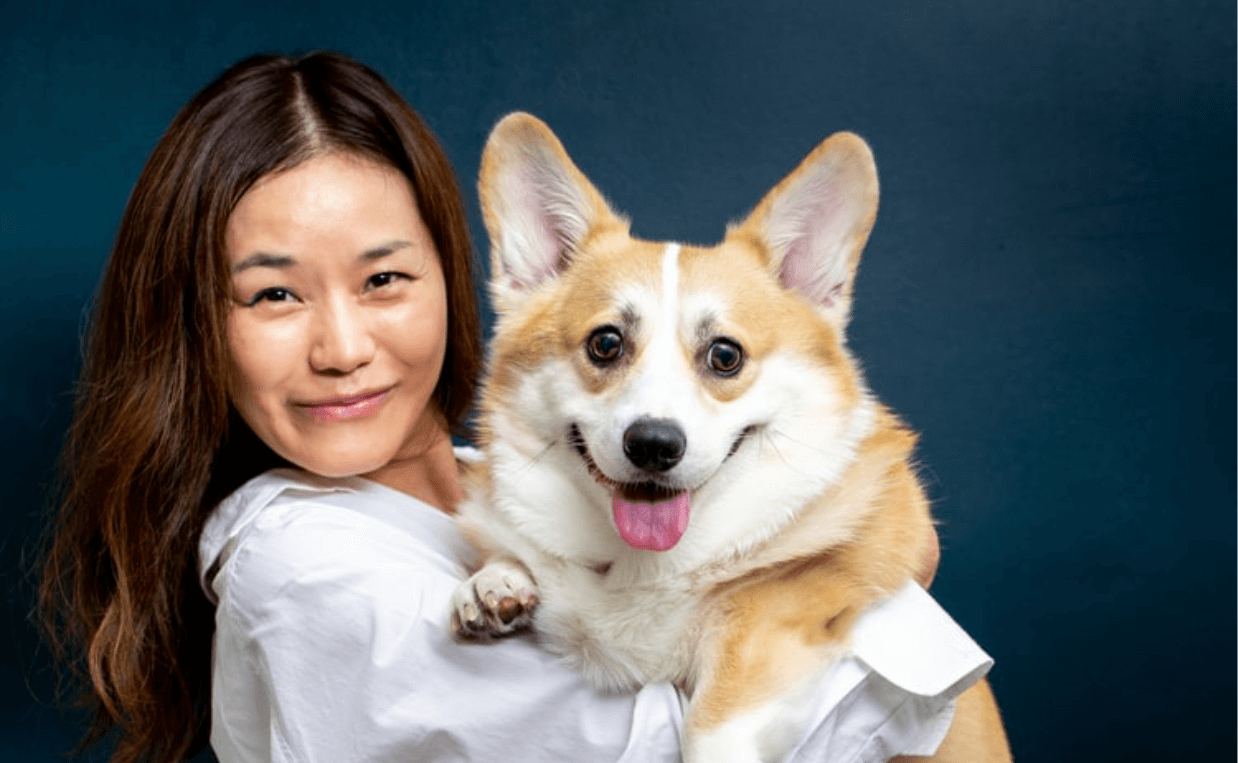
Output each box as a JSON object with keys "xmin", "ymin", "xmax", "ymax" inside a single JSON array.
[{"xmin": 199, "ymin": 467, "xmax": 992, "ymax": 763}]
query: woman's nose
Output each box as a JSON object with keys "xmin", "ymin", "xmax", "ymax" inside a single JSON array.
[{"xmin": 308, "ymin": 297, "xmax": 376, "ymax": 374}]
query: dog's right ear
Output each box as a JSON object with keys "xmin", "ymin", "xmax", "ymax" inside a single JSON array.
[{"xmin": 479, "ymin": 113, "xmax": 624, "ymax": 311}]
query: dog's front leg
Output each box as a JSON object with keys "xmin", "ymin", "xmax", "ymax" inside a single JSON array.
[
  {"xmin": 684, "ymin": 631, "xmax": 845, "ymax": 763},
  {"xmin": 684, "ymin": 564, "xmax": 863, "ymax": 763},
  {"xmin": 450, "ymin": 556, "xmax": 540, "ymax": 639}
]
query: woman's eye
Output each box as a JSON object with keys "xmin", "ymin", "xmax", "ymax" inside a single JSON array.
[
  {"xmin": 586, "ymin": 326, "xmax": 624, "ymax": 366},
  {"xmin": 366, "ymin": 272, "xmax": 408, "ymax": 290},
  {"xmin": 706, "ymin": 338, "xmax": 744, "ymax": 377},
  {"xmin": 246, "ymin": 287, "xmax": 297, "ymax": 306}
]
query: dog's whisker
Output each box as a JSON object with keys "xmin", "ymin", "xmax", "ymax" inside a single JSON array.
[
  {"xmin": 759, "ymin": 428, "xmax": 819, "ymax": 477},
  {"xmin": 515, "ymin": 441, "xmax": 556, "ymax": 475},
  {"xmin": 765, "ymin": 427, "xmax": 833, "ymax": 457}
]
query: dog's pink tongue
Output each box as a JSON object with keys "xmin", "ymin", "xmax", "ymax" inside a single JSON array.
[{"xmin": 612, "ymin": 493, "xmax": 690, "ymax": 551}]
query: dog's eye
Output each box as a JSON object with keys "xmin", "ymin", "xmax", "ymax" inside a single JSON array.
[
  {"xmin": 707, "ymin": 339, "xmax": 744, "ymax": 377},
  {"xmin": 586, "ymin": 327, "xmax": 624, "ymax": 365}
]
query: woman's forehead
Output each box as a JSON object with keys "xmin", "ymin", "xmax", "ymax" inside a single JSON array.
[{"xmin": 226, "ymin": 153, "xmax": 427, "ymax": 263}]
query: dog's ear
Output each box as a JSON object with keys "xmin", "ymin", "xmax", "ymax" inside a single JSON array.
[
  {"xmin": 478, "ymin": 112, "xmax": 625, "ymax": 310},
  {"xmin": 731, "ymin": 132, "xmax": 878, "ymax": 328}
]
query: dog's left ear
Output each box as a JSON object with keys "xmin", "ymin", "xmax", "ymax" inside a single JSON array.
[{"xmin": 731, "ymin": 132, "xmax": 879, "ymax": 328}]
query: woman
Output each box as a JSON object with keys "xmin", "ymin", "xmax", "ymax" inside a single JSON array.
[{"xmin": 40, "ymin": 52, "xmax": 974, "ymax": 763}]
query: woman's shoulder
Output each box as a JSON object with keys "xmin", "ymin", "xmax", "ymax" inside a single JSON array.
[
  {"xmin": 200, "ymin": 468, "xmax": 348, "ymax": 599},
  {"xmin": 203, "ymin": 467, "xmax": 353, "ymax": 541},
  {"xmin": 200, "ymin": 468, "xmax": 474, "ymax": 612}
]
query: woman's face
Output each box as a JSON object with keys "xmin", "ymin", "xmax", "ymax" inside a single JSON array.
[{"xmin": 225, "ymin": 152, "xmax": 449, "ymax": 478}]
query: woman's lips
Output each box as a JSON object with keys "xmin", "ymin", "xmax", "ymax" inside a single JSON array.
[{"xmin": 296, "ymin": 388, "xmax": 392, "ymax": 421}]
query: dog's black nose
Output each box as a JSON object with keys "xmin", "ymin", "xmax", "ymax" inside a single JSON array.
[{"xmin": 623, "ymin": 418, "xmax": 687, "ymax": 472}]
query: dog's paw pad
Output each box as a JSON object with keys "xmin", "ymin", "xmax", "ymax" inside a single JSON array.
[{"xmin": 451, "ymin": 558, "xmax": 539, "ymax": 639}]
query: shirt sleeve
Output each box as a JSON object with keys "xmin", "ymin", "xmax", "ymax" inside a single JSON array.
[
  {"xmin": 779, "ymin": 582, "xmax": 994, "ymax": 762},
  {"xmin": 209, "ymin": 500, "xmax": 684, "ymax": 763}
]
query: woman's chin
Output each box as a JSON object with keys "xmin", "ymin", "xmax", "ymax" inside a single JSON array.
[{"xmin": 282, "ymin": 445, "xmax": 397, "ymax": 480}]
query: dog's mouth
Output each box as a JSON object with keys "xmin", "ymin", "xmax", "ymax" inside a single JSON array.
[
  {"xmin": 566, "ymin": 423, "xmax": 632, "ymax": 491},
  {"xmin": 566, "ymin": 423, "xmax": 758, "ymax": 552}
]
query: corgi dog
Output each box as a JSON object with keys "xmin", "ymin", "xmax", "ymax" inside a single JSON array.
[{"xmin": 451, "ymin": 112, "xmax": 1010, "ymax": 762}]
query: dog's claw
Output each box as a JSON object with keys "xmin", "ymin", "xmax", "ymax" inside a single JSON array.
[
  {"xmin": 450, "ymin": 558, "xmax": 539, "ymax": 639},
  {"xmin": 497, "ymin": 596, "xmax": 524, "ymax": 624}
]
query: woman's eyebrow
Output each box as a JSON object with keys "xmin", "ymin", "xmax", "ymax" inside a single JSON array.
[
  {"xmin": 233, "ymin": 252, "xmax": 294, "ymax": 273},
  {"xmin": 359, "ymin": 240, "xmax": 413, "ymax": 262},
  {"xmin": 232, "ymin": 240, "xmax": 413, "ymax": 273}
]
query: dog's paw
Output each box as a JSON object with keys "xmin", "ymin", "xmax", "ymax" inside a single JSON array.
[{"xmin": 450, "ymin": 557, "xmax": 539, "ymax": 639}]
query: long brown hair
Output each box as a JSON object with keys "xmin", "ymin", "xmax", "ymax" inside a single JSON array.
[{"xmin": 38, "ymin": 52, "xmax": 481, "ymax": 762}]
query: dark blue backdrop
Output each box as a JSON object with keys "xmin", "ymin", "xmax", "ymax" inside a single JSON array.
[{"xmin": 2, "ymin": 1, "xmax": 1233, "ymax": 760}]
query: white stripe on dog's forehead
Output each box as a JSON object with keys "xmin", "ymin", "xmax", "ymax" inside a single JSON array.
[
  {"xmin": 660, "ymin": 243, "xmax": 681, "ymax": 320},
  {"xmin": 614, "ymin": 242, "xmax": 686, "ymax": 420},
  {"xmin": 608, "ymin": 244, "xmax": 680, "ymax": 328},
  {"xmin": 653, "ymin": 243, "xmax": 683, "ymax": 357},
  {"xmin": 661, "ymin": 244, "xmax": 729, "ymax": 338}
]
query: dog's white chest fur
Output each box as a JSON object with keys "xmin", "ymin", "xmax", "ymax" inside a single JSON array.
[{"xmin": 532, "ymin": 559, "xmax": 703, "ymax": 690}]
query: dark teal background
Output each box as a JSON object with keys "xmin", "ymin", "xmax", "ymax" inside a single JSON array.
[{"xmin": 2, "ymin": 1, "xmax": 1233, "ymax": 760}]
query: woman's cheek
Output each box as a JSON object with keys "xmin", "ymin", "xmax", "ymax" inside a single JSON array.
[
  {"xmin": 385, "ymin": 292, "xmax": 448, "ymax": 375},
  {"xmin": 226, "ymin": 309, "xmax": 304, "ymax": 420}
]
